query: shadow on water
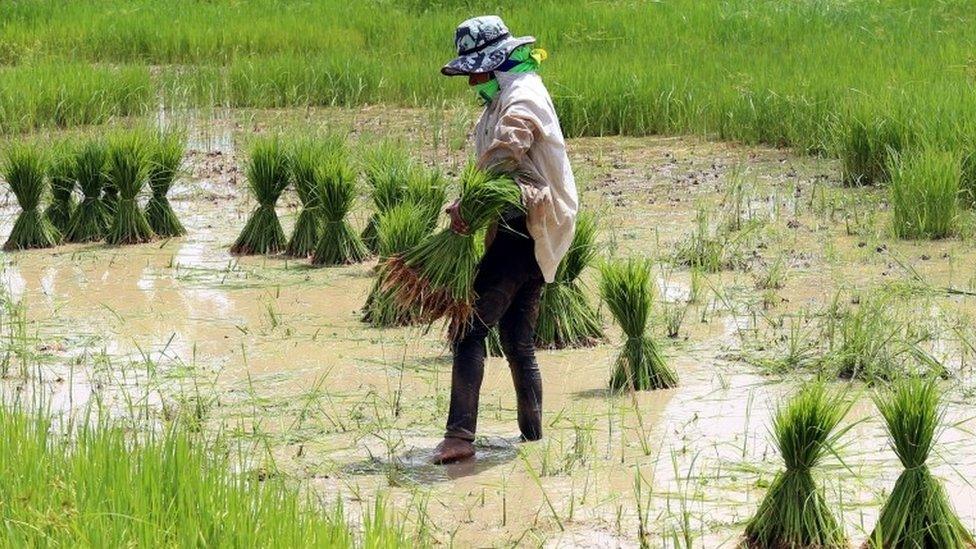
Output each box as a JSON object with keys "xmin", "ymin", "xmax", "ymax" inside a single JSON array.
[{"xmin": 343, "ymin": 436, "xmax": 520, "ymax": 484}]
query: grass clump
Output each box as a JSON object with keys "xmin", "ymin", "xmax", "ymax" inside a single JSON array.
[
  {"xmin": 829, "ymin": 296, "xmax": 904, "ymax": 382},
  {"xmin": 888, "ymin": 148, "xmax": 961, "ymax": 240},
  {"xmin": 536, "ymin": 211, "xmax": 603, "ymax": 349},
  {"xmin": 382, "ymin": 165, "xmax": 523, "ymax": 332},
  {"xmin": 600, "ymin": 258, "xmax": 676, "ymax": 391},
  {"xmin": 311, "ymin": 146, "xmax": 368, "ymax": 266},
  {"xmin": 2, "ymin": 145, "xmax": 61, "ymax": 250},
  {"xmin": 65, "ymin": 140, "xmax": 110, "ymax": 242},
  {"xmin": 840, "ymin": 117, "xmax": 907, "ymax": 186},
  {"xmin": 362, "ymin": 204, "xmax": 433, "ymax": 327},
  {"xmin": 44, "ymin": 143, "xmax": 77, "ymax": 234},
  {"xmin": 144, "ymin": 131, "xmax": 187, "ymax": 237},
  {"xmin": 231, "ymin": 137, "xmax": 290, "ymax": 255},
  {"xmin": 284, "ymin": 137, "xmax": 335, "ymax": 258},
  {"xmin": 743, "ymin": 383, "xmax": 850, "ymax": 549},
  {"xmin": 360, "ymin": 142, "xmax": 413, "ymax": 254},
  {"xmin": 105, "ymin": 132, "xmax": 155, "ymax": 245},
  {"xmin": 868, "ymin": 377, "xmax": 974, "ymax": 549}
]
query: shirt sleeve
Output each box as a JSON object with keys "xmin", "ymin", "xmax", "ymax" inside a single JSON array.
[{"xmin": 477, "ymin": 102, "xmax": 543, "ymax": 177}]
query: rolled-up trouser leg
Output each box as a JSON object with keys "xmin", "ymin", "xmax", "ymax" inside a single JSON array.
[{"xmin": 498, "ymin": 276, "xmax": 545, "ymax": 441}]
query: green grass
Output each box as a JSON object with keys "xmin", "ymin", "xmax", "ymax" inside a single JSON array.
[
  {"xmin": 2, "ymin": 144, "xmax": 61, "ymax": 250},
  {"xmin": 888, "ymin": 148, "xmax": 962, "ymax": 239},
  {"xmin": 311, "ymin": 144, "xmax": 369, "ymax": 266},
  {"xmin": 0, "ymin": 403, "xmax": 423, "ymax": 547},
  {"xmin": 145, "ymin": 130, "xmax": 187, "ymax": 238},
  {"xmin": 65, "ymin": 140, "xmax": 110, "ymax": 243},
  {"xmin": 44, "ymin": 141, "xmax": 77, "ymax": 234},
  {"xmin": 231, "ymin": 136, "xmax": 290, "ymax": 255},
  {"xmin": 105, "ymin": 131, "xmax": 155, "ymax": 245}
]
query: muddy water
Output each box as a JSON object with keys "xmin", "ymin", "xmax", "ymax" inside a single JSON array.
[{"xmin": 2, "ymin": 107, "xmax": 976, "ymax": 546}]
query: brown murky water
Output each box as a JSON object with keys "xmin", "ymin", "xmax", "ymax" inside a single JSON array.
[{"xmin": 2, "ymin": 107, "xmax": 976, "ymax": 547}]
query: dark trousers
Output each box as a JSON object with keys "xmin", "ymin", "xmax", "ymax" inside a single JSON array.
[{"xmin": 445, "ymin": 216, "xmax": 545, "ymax": 442}]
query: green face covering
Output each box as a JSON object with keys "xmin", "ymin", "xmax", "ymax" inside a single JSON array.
[{"xmin": 473, "ymin": 46, "xmax": 548, "ymax": 104}]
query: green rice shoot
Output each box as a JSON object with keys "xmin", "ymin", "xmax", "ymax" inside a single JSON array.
[
  {"xmin": 105, "ymin": 132, "xmax": 156, "ymax": 245},
  {"xmin": 44, "ymin": 141, "xmax": 78, "ymax": 234},
  {"xmin": 362, "ymin": 204, "xmax": 433, "ymax": 327},
  {"xmin": 65, "ymin": 140, "xmax": 110, "ymax": 243},
  {"xmin": 284, "ymin": 136, "xmax": 339, "ymax": 258},
  {"xmin": 311, "ymin": 145, "xmax": 368, "ymax": 266},
  {"xmin": 360, "ymin": 142, "xmax": 413, "ymax": 254},
  {"xmin": 600, "ymin": 258, "xmax": 676, "ymax": 391},
  {"xmin": 230, "ymin": 137, "xmax": 290, "ymax": 255},
  {"xmin": 888, "ymin": 148, "xmax": 961, "ymax": 240},
  {"xmin": 2, "ymin": 144, "xmax": 61, "ymax": 250},
  {"xmin": 144, "ymin": 130, "xmax": 187, "ymax": 237}
]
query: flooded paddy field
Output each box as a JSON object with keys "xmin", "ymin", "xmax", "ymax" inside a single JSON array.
[{"xmin": 3, "ymin": 107, "xmax": 976, "ymax": 547}]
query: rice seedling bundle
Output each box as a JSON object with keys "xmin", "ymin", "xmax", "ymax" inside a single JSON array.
[
  {"xmin": 361, "ymin": 204, "xmax": 433, "ymax": 327},
  {"xmin": 403, "ymin": 169, "xmax": 448, "ymax": 232},
  {"xmin": 536, "ymin": 211, "xmax": 603, "ymax": 349},
  {"xmin": 311, "ymin": 149, "xmax": 368, "ymax": 266},
  {"xmin": 44, "ymin": 144, "xmax": 77, "ymax": 234},
  {"xmin": 105, "ymin": 133, "xmax": 155, "ymax": 245},
  {"xmin": 888, "ymin": 148, "xmax": 961, "ymax": 240},
  {"xmin": 868, "ymin": 377, "xmax": 974, "ymax": 548},
  {"xmin": 360, "ymin": 144, "xmax": 413, "ymax": 254},
  {"xmin": 144, "ymin": 131, "xmax": 187, "ymax": 237},
  {"xmin": 381, "ymin": 165, "xmax": 523, "ymax": 331},
  {"xmin": 284, "ymin": 138, "xmax": 333, "ymax": 258},
  {"xmin": 65, "ymin": 140, "xmax": 110, "ymax": 242},
  {"xmin": 743, "ymin": 383, "xmax": 850, "ymax": 549},
  {"xmin": 600, "ymin": 258, "xmax": 676, "ymax": 390},
  {"xmin": 230, "ymin": 137, "xmax": 290, "ymax": 255},
  {"xmin": 2, "ymin": 145, "xmax": 61, "ymax": 250}
]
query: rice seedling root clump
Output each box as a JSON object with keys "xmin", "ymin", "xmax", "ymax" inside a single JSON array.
[
  {"xmin": 600, "ymin": 258, "xmax": 677, "ymax": 391},
  {"xmin": 144, "ymin": 131, "xmax": 187, "ymax": 238},
  {"xmin": 743, "ymin": 382, "xmax": 850, "ymax": 549},
  {"xmin": 105, "ymin": 132, "xmax": 156, "ymax": 245},
  {"xmin": 231, "ymin": 137, "xmax": 290, "ymax": 255},
  {"xmin": 2, "ymin": 145, "xmax": 61, "ymax": 250},
  {"xmin": 311, "ymin": 146, "xmax": 368, "ymax": 266},
  {"xmin": 65, "ymin": 141, "xmax": 110, "ymax": 242}
]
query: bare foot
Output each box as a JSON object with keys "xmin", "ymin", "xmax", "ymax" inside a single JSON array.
[{"xmin": 431, "ymin": 437, "xmax": 475, "ymax": 464}]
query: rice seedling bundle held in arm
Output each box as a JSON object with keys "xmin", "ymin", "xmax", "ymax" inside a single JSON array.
[
  {"xmin": 311, "ymin": 149, "xmax": 368, "ymax": 266},
  {"xmin": 105, "ymin": 133, "xmax": 156, "ymax": 245},
  {"xmin": 144, "ymin": 132, "xmax": 187, "ymax": 238},
  {"xmin": 536, "ymin": 211, "xmax": 603, "ymax": 349},
  {"xmin": 2, "ymin": 145, "xmax": 61, "ymax": 250},
  {"xmin": 45, "ymin": 144, "xmax": 77, "ymax": 234},
  {"xmin": 284, "ymin": 138, "xmax": 329, "ymax": 258},
  {"xmin": 65, "ymin": 141, "xmax": 110, "ymax": 242},
  {"xmin": 381, "ymin": 165, "xmax": 523, "ymax": 333},
  {"xmin": 231, "ymin": 137, "xmax": 290, "ymax": 255},
  {"xmin": 600, "ymin": 258, "xmax": 676, "ymax": 390},
  {"xmin": 868, "ymin": 377, "xmax": 974, "ymax": 548},
  {"xmin": 743, "ymin": 383, "xmax": 850, "ymax": 548}
]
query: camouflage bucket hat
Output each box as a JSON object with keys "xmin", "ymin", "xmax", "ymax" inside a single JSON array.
[{"xmin": 441, "ymin": 15, "xmax": 535, "ymax": 76}]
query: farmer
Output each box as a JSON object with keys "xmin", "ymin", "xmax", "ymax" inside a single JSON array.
[{"xmin": 433, "ymin": 16, "xmax": 579, "ymax": 464}]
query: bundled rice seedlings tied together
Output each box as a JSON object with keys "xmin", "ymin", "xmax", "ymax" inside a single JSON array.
[
  {"xmin": 381, "ymin": 165, "xmax": 523, "ymax": 333},
  {"xmin": 2, "ymin": 145, "xmax": 61, "ymax": 250},
  {"xmin": 311, "ymin": 148, "xmax": 368, "ymax": 266},
  {"xmin": 743, "ymin": 383, "xmax": 851, "ymax": 549},
  {"xmin": 362, "ymin": 204, "xmax": 433, "ymax": 327},
  {"xmin": 600, "ymin": 258, "xmax": 676, "ymax": 390},
  {"xmin": 144, "ymin": 131, "xmax": 187, "ymax": 238},
  {"xmin": 284, "ymin": 138, "xmax": 332, "ymax": 257},
  {"xmin": 868, "ymin": 377, "xmax": 974, "ymax": 548},
  {"xmin": 360, "ymin": 143, "xmax": 413, "ymax": 253},
  {"xmin": 65, "ymin": 141, "xmax": 109, "ymax": 242},
  {"xmin": 105, "ymin": 133, "xmax": 155, "ymax": 245},
  {"xmin": 403, "ymin": 169, "xmax": 448, "ymax": 232},
  {"xmin": 231, "ymin": 137, "xmax": 290, "ymax": 255},
  {"xmin": 536, "ymin": 211, "xmax": 603, "ymax": 349},
  {"xmin": 44, "ymin": 143, "xmax": 77, "ymax": 234}
]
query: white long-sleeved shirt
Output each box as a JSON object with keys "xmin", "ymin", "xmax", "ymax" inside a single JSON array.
[{"xmin": 474, "ymin": 70, "xmax": 579, "ymax": 283}]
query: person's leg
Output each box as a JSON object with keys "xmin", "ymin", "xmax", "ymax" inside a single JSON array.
[{"xmin": 498, "ymin": 274, "xmax": 545, "ymax": 441}]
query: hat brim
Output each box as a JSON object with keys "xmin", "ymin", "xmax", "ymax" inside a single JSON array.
[{"xmin": 441, "ymin": 35, "xmax": 536, "ymax": 76}]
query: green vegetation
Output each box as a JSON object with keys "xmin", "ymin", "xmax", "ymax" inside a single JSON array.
[
  {"xmin": 311, "ymin": 145, "xmax": 368, "ymax": 266},
  {"xmin": 869, "ymin": 377, "xmax": 973, "ymax": 548},
  {"xmin": 361, "ymin": 142, "xmax": 414, "ymax": 254},
  {"xmin": 2, "ymin": 144, "xmax": 61, "ymax": 250},
  {"xmin": 44, "ymin": 143, "xmax": 78, "ymax": 234},
  {"xmin": 65, "ymin": 140, "xmax": 110, "ymax": 242},
  {"xmin": 105, "ymin": 132, "xmax": 155, "ymax": 245},
  {"xmin": 743, "ymin": 383, "xmax": 850, "ymax": 548},
  {"xmin": 600, "ymin": 258, "xmax": 676, "ymax": 391},
  {"xmin": 536, "ymin": 211, "xmax": 603, "ymax": 349},
  {"xmin": 888, "ymin": 148, "xmax": 961, "ymax": 240},
  {"xmin": 231, "ymin": 137, "xmax": 290, "ymax": 255},
  {"xmin": 285, "ymin": 138, "xmax": 333, "ymax": 258},
  {"xmin": 363, "ymin": 204, "xmax": 433, "ymax": 327},
  {"xmin": 145, "ymin": 131, "xmax": 187, "ymax": 238}
]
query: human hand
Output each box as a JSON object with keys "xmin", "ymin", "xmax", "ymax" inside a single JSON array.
[{"xmin": 446, "ymin": 198, "xmax": 470, "ymax": 234}]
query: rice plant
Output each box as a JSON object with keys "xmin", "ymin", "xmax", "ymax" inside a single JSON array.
[
  {"xmin": 311, "ymin": 148, "xmax": 368, "ymax": 266},
  {"xmin": 360, "ymin": 142, "xmax": 413, "ymax": 254},
  {"xmin": 65, "ymin": 140, "xmax": 110, "ymax": 242},
  {"xmin": 840, "ymin": 117, "xmax": 907, "ymax": 186},
  {"xmin": 743, "ymin": 383, "xmax": 851, "ymax": 549},
  {"xmin": 381, "ymin": 165, "xmax": 523, "ymax": 333},
  {"xmin": 829, "ymin": 296, "xmax": 905, "ymax": 382},
  {"xmin": 600, "ymin": 258, "xmax": 677, "ymax": 391},
  {"xmin": 284, "ymin": 137, "xmax": 336, "ymax": 258},
  {"xmin": 403, "ymin": 168, "xmax": 448, "ymax": 232},
  {"xmin": 44, "ymin": 142, "xmax": 77, "ymax": 234},
  {"xmin": 672, "ymin": 207, "xmax": 732, "ymax": 273},
  {"xmin": 144, "ymin": 131, "xmax": 187, "ymax": 237},
  {"xmin": 105, "ymin": 132, "xmax": 155, "ymax": 245},
  {"xmin": 2, "ymin": 144, "xmax": 61, "ymax": 250},
  {"xmin": 230, "ymin": 137, "xmax": 290, "ymax": 255},
  {"xmin": 536, "ymin": 211, "xmax": 604, "ymax": 349},
  {"xmin": 868, "ymin": 377, "xmax": 974, "ymax": 548},
  {"xmin": 888, "ymin": 148, "xmax": 961, "ymax": 240},
  {"xmin": 362, "ymin": 204, "xmax": 432, "ymax": 327}
]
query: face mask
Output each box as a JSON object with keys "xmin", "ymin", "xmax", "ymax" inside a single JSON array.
[
  {"xmin": 474, "ymin": 78, "xmax": 500, "ymax": 104},
  {"xmin": 472, "ymin": 46, "xmax": 548, "ymax": 104}
]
